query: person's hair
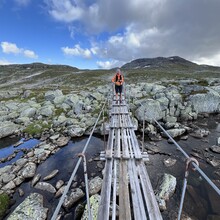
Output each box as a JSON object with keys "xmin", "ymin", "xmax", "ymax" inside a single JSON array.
[{"xmin": 116, "ymin": 69, "xmax": 121, "ymax": 74}]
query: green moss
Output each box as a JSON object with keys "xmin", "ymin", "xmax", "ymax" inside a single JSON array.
[
  {"xmin": 0, "ymin": 193, "xmax": 10, "ymax": 219},
  {"xmin": 55, "ymin": 108, "xmax": 65, "ymax": 116},
  {"xmin": 23, "ymin": 121, "xmax": 51, "ymax": 135}
]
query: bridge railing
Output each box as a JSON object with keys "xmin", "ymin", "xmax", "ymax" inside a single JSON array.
[{"xmin": 137, "ymin": 102, "xmax": 220, "ymax": 219}]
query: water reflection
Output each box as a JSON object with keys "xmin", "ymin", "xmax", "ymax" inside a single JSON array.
[{"xmin": 0, "ymin": 138, "xmax": 40, "ymax": 168}]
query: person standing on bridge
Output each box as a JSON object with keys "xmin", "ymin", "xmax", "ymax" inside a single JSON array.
[{"xmin": 112, "ymin": 69, "xmax": 124, "ymax": 104}]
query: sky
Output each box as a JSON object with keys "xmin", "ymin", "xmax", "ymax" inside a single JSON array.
[{"xmin": 0, "ymin": 0, "xmax": 220, "ymax": 69}]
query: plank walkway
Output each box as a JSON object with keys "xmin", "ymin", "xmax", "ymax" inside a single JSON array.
[{"xmin": 98, "ymin": 96, "xmax": 162, "ymax": 220}]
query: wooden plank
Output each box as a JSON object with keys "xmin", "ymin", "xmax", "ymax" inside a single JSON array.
[
  {"xmin": 127, "ymin": 160, "xmax": 143, "ymax": 220},
  {"xmin": 119, "ymin": 160, "xmax": 131, "ymax": 220},
  {"xmin": 105, "ymin": 129, "xmax": 114, "ymax": 159},
  {"xmin": 122, "ymin": 129, "xmax": 130, "ymax": 159},
  {"xmin": 112, "ymin": 160, "xmax": 118, "ymax": 220},
  {"xmin": 115, "ymin": 129, "xmax": 121, "ymax": 158},
  {"xmin": 97, "ymin": 159, "xmax": 113, "ymax": 220},
  {"xmin": 138, "ymin": 162, "xmax": 163, "ymax": 220},
  {"xmin": 128, "ymin": 160, "xmax": 148, "ymax": 220}
]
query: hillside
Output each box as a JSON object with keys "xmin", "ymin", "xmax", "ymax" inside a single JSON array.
[{"xmin": 0, "ymin": 57, "xmax": 220, "ymax": 91}]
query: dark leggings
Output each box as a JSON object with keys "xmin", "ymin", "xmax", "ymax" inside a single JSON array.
[{"xmin": 115, "ymin": 85, "xmax": 123, "ymax": 94}]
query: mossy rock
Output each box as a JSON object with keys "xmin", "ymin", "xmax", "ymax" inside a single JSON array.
[{"xmin": 0, "ymin": 193, "xmax": 10, "ymax": 219}]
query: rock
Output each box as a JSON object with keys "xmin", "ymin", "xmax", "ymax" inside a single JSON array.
[
  {"xmin": 206, "ymin": 158, "xmax": 220, "ymax": 167},
  {"xmin": 163, "ymin": 128, "xmax": 186, "ymax": 138},
  {"xmin": 210, "ymin": 145, "xmax": 220, "ymax": 154},
  {"xmin": 156, "ymin": 173, "xmax": 176, "ymax": 211},
  {"xmin": 20, "ymin": 107, "xmax": 36, "ymax": 118},
  {"xmin": 63, "ymin": 188, "xmax": 85, "ymax": 210},
  {"xmin": 163, "ymin": 158, "xmax": 177, "ymax": 167},
  {"xmin": 45, "ymin": 89, "xmax": 63, "ymax": 101},
  {"xmin": 31, "ymin": 174, "xmax": 41, "ymax": 187},
  {"xmin": 49, "ymin": 134, "xmax": 60, "ymax": 141},
  {"xmin": 18, "ymin": 188, "xmax": 25, "ymax": 197},
  {"xmin": 55, "ymin": 180, "xmax": 64, "ymax": 189},
  {"xmin": 188, "ymin": 90, "xmax": 220, "ymax": 113},
  {"xmin": 0, "ymin": 121, "xmax": 20, "ymax": 138},
  {"xmin": 68, "ymin": 127, "xmax": 85, "ymax": 137},
  {"xmin": 89, "ymin": 176, "xmax": 103, "ymax": 195},
  {"xmin": 35, "ymin": 182, "xmax": 56, "ymax": 194},
  {"xmin": 56, "ymin": 136, "xmax": 70, "ymax": 147},
  {"xmin": 43, "ymin": 169, "xmax": 59, "ymax": 181},
  {"xmin": 7, "ymin": 193, "xmax": 48, "ymax": 220},
  {"xmin": 135, "ymin": 99, "xmax": 163, "ymax": 123},
  {"xmin": 19, "ymin": 162, "xmax": 37, "ymax": 179},
  {"xmin": 1, "ymin": 180, "xmax": 16, "ymax": 191},
  {"xmin": 81, "ymin": 194, "xmax": 100, "ymax": 220},
  {"xmin": 217, "ymin": 137, "xmax": 220, "ymax": 146},
  {"xmin": 55, "ymin": 185, "xmax": 65, "ymax": 198}
]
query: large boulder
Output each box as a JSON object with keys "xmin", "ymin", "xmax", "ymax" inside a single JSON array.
[
  {"xmin": 45, "ymin": 90, "xmax": 63, "ymax": 101},
  {"xmin": 188, "ymin": 90, "xmax": 220, "ymax": 113},
  {"xmin": 135, "ymin": 99, "xmax": 164, "ymax": 123},
  {"xmin": 7, "ymin": 193, "xmax": 48, "ymax": 220},
  {"xmin": 0, "ymin": 121, "xmax": 20, "ymax": 138}
]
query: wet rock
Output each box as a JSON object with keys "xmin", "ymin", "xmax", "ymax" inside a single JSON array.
[
  {"xmin": 13, "ymin": 140, "xmax": 24, "ymax": 147},
  {"xmin": 55, "ymin": 180, "xmax": 64, "ymax": 189},
  {"xmin": 7, "ymin": 193, "xmax": 48, "ymax": 220},
  {"xmin": 35, "ymin": 182, "xmax": 56, "ymax": 194},
  {"xmin": 18, "ymin": 188, "xmax": 24, "ymax": 197},
  {"xmin": 89, "ymin": 176, "xmax": 103, "ymax": 195},
  {"xmin": 156, "ymin": 173, "xmax": 176, "ymax": 211},
  {"xmin": 163, "ymin": 158, "xmax": 177, "ymax": 167},
  {"xmin": 55, "ymin": 185, "xmax": 65, "ymax": 198},
  {"xmin": 206, "ymin": 158, "xmax": 220, "ymax": 167},
  {"xmin": 43, "ymin": 169, "xmax": 59, "ymax": 181},
  {"xmin": 31, "ymin": 174, "xmax": 41, "ymax": 187},
  {"xmin": 63, "ymin": 188, "xmax": 85, "ymax": 210},
  {"xmin": 56, "ymin": 136, "xmax": 70, "ymax": 147},
  {"xmin": 74, "ymin": 203, "xmax": 85, "ymax": 220},
  {"xmin": 19, "ymin": 162, "xmax": 37, "ymax": 179},
  {"xmin": 210, "ymin": 145, "xmax": 220, "ymax": 154}
]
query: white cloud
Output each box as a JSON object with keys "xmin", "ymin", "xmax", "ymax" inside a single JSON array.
[
  {"xmin": 23, "ymin": 50, "xmax": 38, "ymax": 59},
  {"xmin": 14, "ymin": 0, "xmax": 31, "ymax": 6},
  {"xmin": 46, "ymin": 0, "xmax": 220, "ymax": 67},
  {"xmin": 61, "ymin": 44, "xmax": 92, "ymax": 59},
  {"xmin": 1, "ymin": 42, "xmax": 21, "ymax": 54},
  {"xmin": 1, "ymin": 41, "xmax": 38, "ymax": 59},
  {"xmin": 96, "ymin": 59, "xmax": 124, "ymax": 69},
  {"xmin": 45, "ymin": 0, "xmax": 83, "ymax": 22},
  {"xmin": 193, "ymin": 53, "xmax": 220, "ymax": 67}
]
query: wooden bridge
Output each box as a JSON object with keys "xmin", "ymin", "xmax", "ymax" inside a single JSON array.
[{"xmin": 97, "ymin": 96, "xmax": 162, "ymax": 220}]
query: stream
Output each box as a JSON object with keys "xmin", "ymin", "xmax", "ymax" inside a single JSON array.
[{"xmin": 0, "ymin": 114, "xmax": 220, "ymax": 219}]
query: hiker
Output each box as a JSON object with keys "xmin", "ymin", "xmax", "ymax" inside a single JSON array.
[{"xmin": 112, "ymin": 69, "xmax": 124, "ymax": 103}]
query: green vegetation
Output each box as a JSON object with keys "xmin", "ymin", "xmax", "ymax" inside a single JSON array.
[
  {"xmin": 23, "ymin": 121, "xmax": 52, "ymax": 135},
  {"xmin": 55, "ymin": 108, "xmax": 65, "ymax": 116},
  {"xmin": 0, "ymin": 193, "xmax": 10, "ymax": 219}
]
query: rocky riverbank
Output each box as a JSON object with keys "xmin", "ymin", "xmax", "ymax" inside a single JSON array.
[{"xmin": 0, "ymin": 78, "xmax": 220, "ymax": 219}]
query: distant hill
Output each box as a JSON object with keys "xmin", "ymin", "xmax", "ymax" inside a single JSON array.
[
  {"xmin": 0, "ymin": 62, "xmax": 79, "ymax": 71},
  {"xmin": 121, "ymin": 56, "xmax": 218, "ymax": 70}
]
